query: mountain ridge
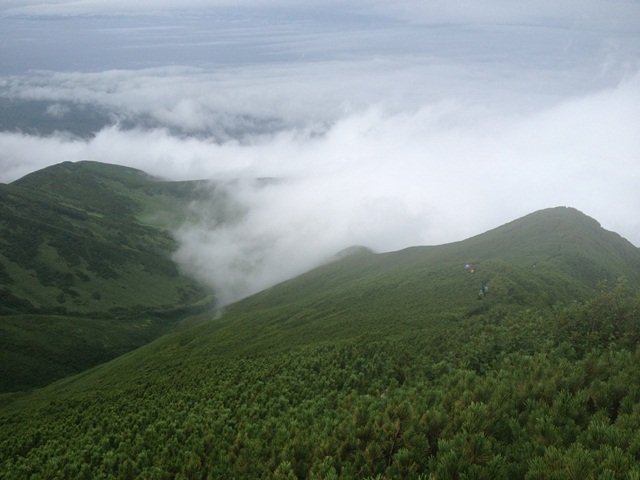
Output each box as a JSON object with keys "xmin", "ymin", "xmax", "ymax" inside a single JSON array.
[
  {"xmin": 226, "ymin": 206, "xmax": 640, "ymax": 319},
  {"xmin": 2, "ymin": 161, "xmax": 639, "ymax": 394},
  {"xmin": 2, "ymin": 163, "xmax": 640, "ymax": 478}
]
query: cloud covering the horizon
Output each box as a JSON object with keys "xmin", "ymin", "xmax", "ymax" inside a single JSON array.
[
  {"xmin": 2, "ymin": 0, "xmax": 640, "ymax": 30},
  {"xmin": 1, "ymin": 1, "xmax": 639, "ymax": 304}
]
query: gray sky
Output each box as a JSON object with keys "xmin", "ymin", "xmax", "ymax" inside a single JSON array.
[{"xmin": 1, "ymin": 0, "xmax": 639, "ymax": 304}]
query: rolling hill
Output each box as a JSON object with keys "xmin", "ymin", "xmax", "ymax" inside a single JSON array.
[
  {"xmin": 2, "ymin": 193, "xmax": 640, "ymax": 478},
  {"xmin": 0, "ymin": 161, "xmax": 216, "ymax": 391}
]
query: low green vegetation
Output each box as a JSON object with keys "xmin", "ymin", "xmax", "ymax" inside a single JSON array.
[
  {"xmin": 1, "ymin": 281, "xmax": 639, "ymax": 479},
  {"xmin": 1, "ymin": 195, "xmax": 640, "ymax": 478}
]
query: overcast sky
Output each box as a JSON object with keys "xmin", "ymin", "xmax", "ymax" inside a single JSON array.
[{"xmin": 1, "ymin": 1, "xmax": 639, "ymax": 304}]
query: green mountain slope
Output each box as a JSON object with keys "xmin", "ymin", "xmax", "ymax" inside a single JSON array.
[
  {"xmin": 2, "ymin": 206, "xmax": 640, "ymax": 478},
  {"xmin": 224, "ymin": 207, "xmax": 640, "ymax": 343},
  {"xmin": 0, "ymin": 161, "xmax": 215, "ymax": 391}
]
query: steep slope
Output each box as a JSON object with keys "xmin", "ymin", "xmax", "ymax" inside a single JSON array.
[
  {"xmin": 0, "ymin": 161, "xmax": 216, "ymax": 391},
  {"xmin": 2, "ymin": 207, "xmax": 640, "ymax": 479}
]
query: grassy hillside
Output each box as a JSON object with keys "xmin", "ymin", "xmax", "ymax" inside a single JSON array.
[
  {"xmin": 225, "ymin": 207, "xmax": 640, "ymax": 336},
  {"xmin": 2, "ymin": 206, "xmax": 640, "ymax": 478},
  {"xmin": 0, "ymin": 161, "xmax": 216, "ymax": 391}
]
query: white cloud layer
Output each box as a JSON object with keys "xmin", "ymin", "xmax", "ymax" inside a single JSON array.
[
  {"xmin": 3, "ymin": 0, "xmax": 640, "ymax": 32},
  {"xmin": 1, "ymin": 1, "xmax": 639, "ymax": 305},
  {"xmin": 2, "ymin": 73, "xmax": 639, "ymax": 304}
]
